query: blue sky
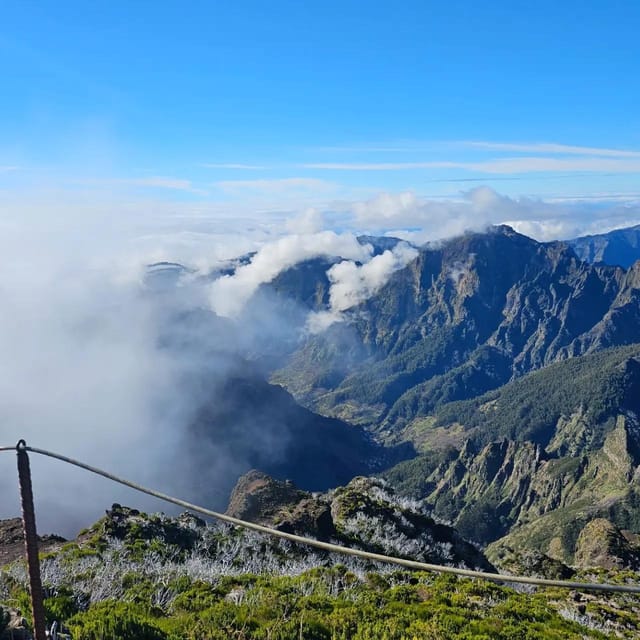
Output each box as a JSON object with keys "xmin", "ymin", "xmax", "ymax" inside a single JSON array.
[
  {"xmin": 2, "ymin": 1, "xmax": 640, "ymax": 250},
  {"xmin": 3, "ymin": 3, "xmax": 640, "ymax": 512}
]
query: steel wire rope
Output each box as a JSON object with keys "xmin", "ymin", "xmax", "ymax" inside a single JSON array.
[{"xmin": 0, "ymin": 444, "xmax": 639, "ymax": 594}]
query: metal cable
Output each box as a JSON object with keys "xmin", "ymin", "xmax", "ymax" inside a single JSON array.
[{"xmin": 0, "ymin": 444, "xmax": 630, "ymax": 594}]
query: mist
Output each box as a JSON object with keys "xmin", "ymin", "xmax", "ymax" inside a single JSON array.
[
  {"xmin": 0, "ymin": 215, "xmax": 413, "ymax": 536},
  {"xmin": 1, "ymin": 186, "xmax": 638, "ymax": 536}
]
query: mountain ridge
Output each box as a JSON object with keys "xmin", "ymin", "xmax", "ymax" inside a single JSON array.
[
  {"xmin": 569, "ymin": 223, "xmax": 640, "ymax": 268},
  {"xmin": 272, "ymin": 226, "xmax": 640, "ymax": 430}
]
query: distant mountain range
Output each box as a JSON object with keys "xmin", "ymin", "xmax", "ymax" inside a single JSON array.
[
  {"xmin": 264, "ymin": 224, "xmax": 640, "ymax": 563},
  {"xmin": 569, "ymin": 223, "xmax": 640, "ymax": 268},
  {"xmin": 142, "ymin": 223, "xmax": 640, "ymax": 570},
  {"xmin": 272, "ymin": 225, "xmax": 640, "ymax": 428}
]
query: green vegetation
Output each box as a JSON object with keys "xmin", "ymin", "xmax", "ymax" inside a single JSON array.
[
  {"xmin": 3, "ymin": 495, "xmax": 640, "ymax": 639},
  {"xmin": 67, "ymin": 601, "xmax": 167, "ymax": 640},
  {"xmin": 4, "ymin": 568, "xmax": 629, "ymax": 640},
  {"xmin": 433, "ymin": 344, "xmax": 640, "ymax": 447},
  {"xmin": 383, "ymin": 448, "xmax": 456, "ymax": 497},
  {"xmin": 382, "ymin": 346, "xmax": 512, "ymax": 432},
  {"xmin": 380, "ymin": 346, "xmax": 640, "ymax": 555}
]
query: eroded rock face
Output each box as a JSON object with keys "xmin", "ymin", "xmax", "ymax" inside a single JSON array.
[
  {"xmin": 226, "ymin": 470, "xmax": 309, "ymax": 523},
  {"xmin": 569, "ymin": 224, "xmax": 640, "ymax": 269},
  {"xmin": 275, "ymin": 226, "xmax": 640, "ymax": 429},
  {"xmin": 226, "ymin": 470, "xmax": 336, "ymax": 540}
]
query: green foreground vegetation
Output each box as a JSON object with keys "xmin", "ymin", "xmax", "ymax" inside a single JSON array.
[
  {"xmin": 3, "ymin": 566, "xmax": 635, "ymax": 640},
  {"xmin": 2, "ymin": 503, "xmax": 640, "ymax": 639}
]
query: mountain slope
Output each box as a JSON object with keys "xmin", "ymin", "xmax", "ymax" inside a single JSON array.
[
  {"xmin": 274, "ymin": 226, "xmax": 640, "ymax": 431},
  {"xmin": 569, "ymin": 223, "xmax": 640, "ymax": 268},
  {"xmin": 383, "ymin": 345, "xmax": 640, "ymax": 561},
  {"xmin": 5, "ymin": 501, "xmax": 635, "ymax": 639},
  {"xmin": 186, "ymin": 364, "xmax": 410, "ymax": 508}
]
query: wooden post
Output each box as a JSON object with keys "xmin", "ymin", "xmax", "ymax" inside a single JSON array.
[{"xmin": 16, "ymin": 440, "xmax": 47, "ymax": 640}]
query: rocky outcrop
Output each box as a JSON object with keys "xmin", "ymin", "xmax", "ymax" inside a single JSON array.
[
  {"xmin": 225, "ymin": 470, "xmax": 336, "ymax": 540},
  {"xmin": 78, "ymin": 504, "xmax": 205, "ymax": 552},
  {"xmin": 226, "ymin": 471, "xmax": 494, "ymax": 571},
  {"xmin": 0, "ymin": 518, "xmax": 65, "ymax": 566},
  {"xmin": 0, "ymin": 607, "xmax": 31, "ymax": 640}
]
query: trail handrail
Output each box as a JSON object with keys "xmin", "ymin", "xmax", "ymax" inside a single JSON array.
[{"xmin": 1, "ymin": 443, "xmax": 639, "ymax": 594}]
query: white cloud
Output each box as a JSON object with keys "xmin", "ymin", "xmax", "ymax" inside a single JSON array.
[
  {"xmin": 503, "ymin": 219, "xmax": 583, "ymax": 241},
  {"xmin": 285, "ymin": 208, "xmax": 325, "ymax": 234},
  {"xmin": 303, "ymin": 162, "xmax": 459, "ymax": 170},
  {"xmin": 303, "ymin": 157, "xmax": 640, "ymax": 174},
  {"xmin": 68, "ymin": 175, "xmax": 204, "ymax": 194},
  {"xmin": 351, "ymin": 188, "xmax": 499, "ymax": 241},
  {"xmin": 468, "ymin": 156, "xmax": 640, "ymax": 174},
  {"xmin": 327, "ymin": 243, "xmax": 418, "ymax": 313},
  {"xmin": 347, "ymin": 186, "xmax": 640, "ymax": 243},
  {"xmin": 307, "ymin": 243, "xmax": 419, "ymax": 332},
  {"xmin": 463, "ymin": 141, "xmax": 640, "ymax": 157},
  {"xmin": 0, "ymin": 243, "xmax": 199, "ymax": 532},
  {"xmin": 209, "ymin": 231, "xmax": 372, "ymax": 317},
  {"xmin": 121, "ymin": 176, "xmax": 197, "ymax": 191}
]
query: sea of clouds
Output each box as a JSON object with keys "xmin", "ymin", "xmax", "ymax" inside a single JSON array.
[{"xmin": 0, "ymin": 186, "xmax": 638, "ymax": 534}]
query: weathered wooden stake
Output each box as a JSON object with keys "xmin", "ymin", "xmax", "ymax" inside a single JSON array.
[{"xmin": 16, "ymin": 440, "xmax": 47, "ymax": 640}]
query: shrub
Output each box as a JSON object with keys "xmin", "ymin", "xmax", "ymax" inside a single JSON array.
[{"xmin": 66, "ymin": 601, "xmax": 167, "ymax": 640}]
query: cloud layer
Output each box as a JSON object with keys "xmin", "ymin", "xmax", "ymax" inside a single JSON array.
[
  {"xmin": 349, "ymin": 187, "xmax": 640, "ymax": 243},
  {"xmin": 1, "ymin": 180, "xmax": 639, "ymax": 535}
]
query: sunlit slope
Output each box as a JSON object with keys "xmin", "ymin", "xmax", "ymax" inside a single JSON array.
[
  {"xmin": 274, "ymin": 227, "xmax": 640, "ymax": 430},
  {"xmin": 384, "ymin": 345, "xmax": 640, "ymax": 562}
]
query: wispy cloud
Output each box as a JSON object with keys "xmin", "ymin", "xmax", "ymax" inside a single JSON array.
[
  {"xmin": 303, "ymin": 162, "xmax": 459, "ymax": 171},
  {"xmin": 303, "ymin": 157, "xmax": 640, "ymax": 175},
  {"xmin": 122, "ymin": 176, "xmax": 196, "ymax": 190},
  {"xmin": 215, "ymin": 177, "xmax": 336, "ymax": 195},
  {"xmin": 469, "ymin": 156, "xmax": 640, "ymax": 174},
  {"xmin": 311, "ymin": 140, "xmax": 640, "ymax": 158},
  {"xmin": 462, "ymin": 141, "xmax": 640, "ymax": 158},
  {"xmin": 201, "ymin": 163, "xmax": 266, "ymax": 170},
  {"xmin": 69, "ymin": 175, "xmax": 207, "ymax": 195},
  {"xmin": 0, "ymin": 166, "xmax": 19, "ymax": 173}
]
